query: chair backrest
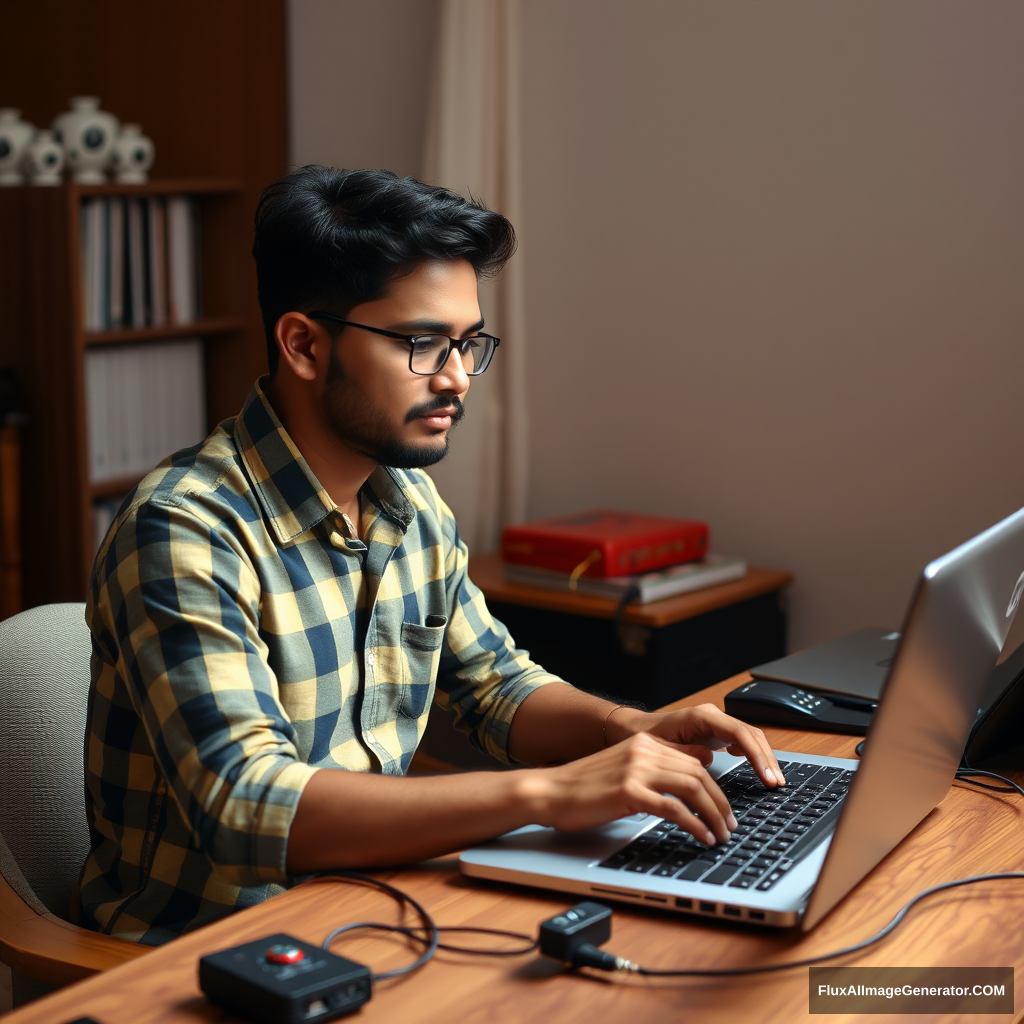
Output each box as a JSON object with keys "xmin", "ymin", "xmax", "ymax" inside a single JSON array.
[{"xmin": 0, "ymin": 603, "xmax": 91, "ymax": 920}]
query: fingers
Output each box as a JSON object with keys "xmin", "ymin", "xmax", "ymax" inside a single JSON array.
[
  {"xmin": 650, "ymin": 793, "xmax": 721, "ymax": 847},
  {"xmin": 686, "ymin": 705, "xmax": 786, "ymax": 787},
  {"xmin": 642, "ymin": 748, "xmax": 735, "ymax": 844}
]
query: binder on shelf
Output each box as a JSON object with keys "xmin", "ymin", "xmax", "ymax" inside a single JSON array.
[
  {"xmin": 79, "ymin": 194, "xmax": 200, "ymax": 333},
  {"xmin": 128, "ymin": 198, "xmax": 148, "ymax": 329},
  {"xmin": 108, "ymin": 198, "xmax": 124, "ymax": 330},
  {"xmin": 85, "ymin": 337, "xmax": 206, "ymax": 485},
  {"xmin": 147, "ymin": 198, "xmax": 168, "ymax": 327},
  {"xmin": 167, "ymin": 195, "xmax": 198, "ymax": 326},
  {"xmin": 81, "ymin": 198, "xmax": 109, "ymax": 332}
]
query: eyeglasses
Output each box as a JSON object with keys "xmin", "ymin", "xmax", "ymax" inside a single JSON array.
[{"xmin": 308, "ymin": 311, "xmax": 500, "ymax": 376}]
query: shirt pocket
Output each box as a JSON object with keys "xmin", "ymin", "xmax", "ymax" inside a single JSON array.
[{"xmin": 399, "ymin": 617, "xmax": 447, "ymax": 719}]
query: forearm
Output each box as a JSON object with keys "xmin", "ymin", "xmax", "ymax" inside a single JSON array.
[
  {"xmin": 287, "ymin": 700, "xmax": 785, "ymax": 873},
  {"xmin": 286, "ymin": 766, "xmax": 545, "ymax": 873},
  {"xmin": 506, "ymin": 682, "xmax": 650, "ymax": 765}
]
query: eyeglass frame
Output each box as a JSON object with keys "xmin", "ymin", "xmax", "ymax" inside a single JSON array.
[{"xmin": 307, "ymin": 310, "xmax": 500, "ymax": 376}]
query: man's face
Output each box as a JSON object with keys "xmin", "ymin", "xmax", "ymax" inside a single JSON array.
[{"xmin": 321, "ymin": 259, "xmax": 480, "ymax": 469}]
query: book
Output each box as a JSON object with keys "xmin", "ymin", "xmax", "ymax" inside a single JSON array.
[
  {"xmin": 167, "ymin": 196, "xmax": 197, "ymax": 324},
  {"xmin": 83, "ymin": 198, "xmax": 108, "ymax": 332},
  {"xmin": 79, "ymin": 194, "xmax": 199, "ymax": 332},
  {"xmin": 147, "ymin": 197, "xmax": 168, "ymax": 327},
  {"xmin": 128, "ymin": 198, "xmax": 147, "ymax": 329},
  {"xmin": 501, "ymin": 508, "xmax": 709, "ymax": 578},
  {"xmin": 503, "ymin": 554, "xmax": 748, "ymax": 604},
  {"xmin": 108, "ymin": 198, "xmax": 124, "ymax": 330},
  {"xmin": 84, "ymin": 337, "xmax": 206, "ymax": 484}
]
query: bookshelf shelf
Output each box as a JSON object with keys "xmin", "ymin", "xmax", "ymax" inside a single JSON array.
[
  {"xmin": 83, "ymin": 316, "xmax": 245, "ymax": 347},
  {"xmin": 74, "ymin": 179, "xmax": 244, "ymax": 197}
]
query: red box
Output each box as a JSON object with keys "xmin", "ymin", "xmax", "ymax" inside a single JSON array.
[{"xmin": 501, "ymin": 509, "xmax": 709, "ymax": 578}]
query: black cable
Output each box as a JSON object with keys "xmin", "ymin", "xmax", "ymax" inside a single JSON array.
[
  {"xmin": 317, "ymin": 870, "xmax": 440, "ymax": 980},
  {"xmin": 581, "ymin": 873, "xmax": 1024, "ymax": 977},
  {"xmin": 955, "ymin": 771, "xmax": 1024, "ymax": 796},
  {"xmin": 955, "ymin": 755, "xmax": 1024, "ymax": 799},
  {"xmin": 326, "ymin": 922, "xmax": 536, "ymax": 957},
  {"xmin": 313, "ymin": 870, "xmax": 536, "ymax": 981}
]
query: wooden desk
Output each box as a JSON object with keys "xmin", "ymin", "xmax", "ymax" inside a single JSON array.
[{"xmin": 9, "ymin": 675, "xmax": 1024, "ymax": 1024}]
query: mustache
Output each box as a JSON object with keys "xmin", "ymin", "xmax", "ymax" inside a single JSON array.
[{"xmin": 405, "ymin": 395, "xmax": 466, "ymax": 425}]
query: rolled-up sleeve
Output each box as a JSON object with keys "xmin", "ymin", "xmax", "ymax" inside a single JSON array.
[{"xmin": 96, "ymin": 497, "xmax": 317, "ymax": 887}]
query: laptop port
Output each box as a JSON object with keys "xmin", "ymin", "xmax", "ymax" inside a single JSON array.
[
  {"xmin": 699, "ymin": 901, "xmax": 716, "ymax": 914},
  {"xmin": 723, "ymin": 906, "xmax": 741, "ymax": 917},
  {"xmin": 675, "ymin": 897, "xmax": 692, "ymax": 909},
  {"xmin": 643, "ymin": 895, "xmax": 667, "ymax": 903},
  {"xmin": 748, "ymin": 910, "xmax": 765, "ymax": 921}
]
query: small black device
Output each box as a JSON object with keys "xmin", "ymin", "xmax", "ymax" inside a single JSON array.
[
  {"xmin": 538, "ymin": 901, "xmax": 612, "ymax": 963},
  {"xmin": 725, "ymin": 679, "xmax": 875, "ymax": 734},
  {"xmin": 199, "ymin": 933, "xmax": 372, "ymax": 1024}
]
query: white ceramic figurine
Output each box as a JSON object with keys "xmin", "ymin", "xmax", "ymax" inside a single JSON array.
[
  {"xmin": 51, "ymin": 96, "xmax": 119, "ymax": 184},
  {"xmin": 110, "ymin": 123, "xmax": 154, "ymax": 184},
  {"xmin": 24, "ymin": 129, "xmax": 65, "ymax": 186},
  {"xmin": 0, "ymin": 109, "xmax": 36, "ymax": 186}
]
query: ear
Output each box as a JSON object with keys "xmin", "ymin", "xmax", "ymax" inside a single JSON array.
[{"xmin": 274, "ymin": 312, "xmax": 330, "ymax": 382}]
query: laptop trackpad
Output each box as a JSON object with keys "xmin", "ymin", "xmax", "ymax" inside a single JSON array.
[{"xmin": 478, "ymin": 815, "xmax": 655, "ymax": 859}]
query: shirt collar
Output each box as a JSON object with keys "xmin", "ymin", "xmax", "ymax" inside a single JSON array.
[{"xmin": 233, "ymin": 378, "xmax": 415, "ymax": 545}]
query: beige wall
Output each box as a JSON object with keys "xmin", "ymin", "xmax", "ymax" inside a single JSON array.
[
  {"xmin": 289, "ymin": 1, "xmax": 1024, "ymax": 651},
  {"xmin": 519, "ymin": 0, "xmax": 1024, "ymax": 649},
  {"xmin": 288, "ymin": 0, "xmax": 439, "ymax": 176}
]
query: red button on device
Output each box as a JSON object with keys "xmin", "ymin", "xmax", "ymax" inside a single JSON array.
[{"xmin": 265, "ymin": 944, "xmax": 304, "ymax": 965}]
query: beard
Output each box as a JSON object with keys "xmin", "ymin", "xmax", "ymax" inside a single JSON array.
[{"xmin": 321, "ymin": 346, "xmax": 464, "ymax": 469}]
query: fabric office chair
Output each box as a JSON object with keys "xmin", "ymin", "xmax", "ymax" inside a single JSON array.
[{"xmin": 0, "ymin": 603, "xmax": 148, "ymax": 1005}]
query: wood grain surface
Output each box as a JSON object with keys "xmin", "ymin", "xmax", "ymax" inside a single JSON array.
[
  {"xmin": 468, "ymin": 552, "xmax": 793, "ymax": 628},
  {"xmin": 5, "ymin": 675, "xmax": 1023, "ymax": 1024},
  {"xmin": 0, "ymin": 870, "xmax": 149, "ymax": 986}
]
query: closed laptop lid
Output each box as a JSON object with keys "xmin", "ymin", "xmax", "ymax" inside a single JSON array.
[{"xmin": 750, "ymin": 627, "xmax": 898, "ymax": 701}]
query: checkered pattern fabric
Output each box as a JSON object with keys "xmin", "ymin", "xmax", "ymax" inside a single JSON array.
[{"xmin": 72, "ymin": 379, "xmax": 560, "ymax": 945}]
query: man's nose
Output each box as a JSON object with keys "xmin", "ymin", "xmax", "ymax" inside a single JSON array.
[{"xmin": 430, "ymin": 347, "xmax": 470, "ymax": 394}]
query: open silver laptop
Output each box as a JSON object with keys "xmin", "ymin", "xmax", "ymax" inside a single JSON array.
[{"xmin": 460, "ymin": 506, "xmax": 1024, "ymax": 930}]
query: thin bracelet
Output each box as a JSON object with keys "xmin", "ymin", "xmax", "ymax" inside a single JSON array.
[{"xmin": 602, "ymin": 704, "xmax": 629, "ymax": 747}]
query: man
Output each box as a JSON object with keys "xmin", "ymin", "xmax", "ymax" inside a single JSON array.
[{"xmin": 73, "ymin": 167, "xmax": 782, "ymax": 944}]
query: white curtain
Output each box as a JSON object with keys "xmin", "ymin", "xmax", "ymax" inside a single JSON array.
[{"xmin": 422, "ymin": 0, "xmax": 528, "ymax": 555}]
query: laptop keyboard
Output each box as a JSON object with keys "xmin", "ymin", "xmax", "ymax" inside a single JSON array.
[{"xmin": 597, "ymin": 760, "xmax": 854, "ymax": 892}]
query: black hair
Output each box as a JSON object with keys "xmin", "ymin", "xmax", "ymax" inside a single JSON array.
[{"xmin": 252, "ymin": 166, "xmax": 517, "ymax": 374}]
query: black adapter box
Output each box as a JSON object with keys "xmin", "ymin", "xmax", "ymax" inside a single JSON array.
[
  {"xmin": 539, "ymin": 902, "xmax": 612, "ymax": 962},
  {"xmin": 199, "ymin": 933, "xmax": 371, "ymax": 1024}
]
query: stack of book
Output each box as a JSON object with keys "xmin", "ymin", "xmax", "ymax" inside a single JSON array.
[
  {"xmin": 85, "ymin": 337, "xmax": 206, "ymax": 485},
  {"xmin": 500, "ymin": 509, "xmax": 746, "ymax": 604},
  {"xmin": 79, "ymin": 195, "xmax": 201, "ymax": 331}
]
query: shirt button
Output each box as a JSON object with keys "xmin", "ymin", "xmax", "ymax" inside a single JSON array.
[{"xmin": 366, "ymin": 651, "xmax": 375, "ymax": 666}]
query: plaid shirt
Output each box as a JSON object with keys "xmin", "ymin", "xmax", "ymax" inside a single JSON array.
[{"xmin": 73, "ymin": 380, "xmax": 559, "ymax": 945}]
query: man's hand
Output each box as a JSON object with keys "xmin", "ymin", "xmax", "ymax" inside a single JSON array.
[
  {"xmin": 605, "ymin": 702, "xmax": 785, "ymax": 789},
  {"xmin": 524, "ymin": 732, "xmax": 739, "ymax": 844}
]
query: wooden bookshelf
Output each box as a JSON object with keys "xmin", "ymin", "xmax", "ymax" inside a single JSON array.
[
  {"xmin": 83, "ymin": 316, "xmax": 245, "ymax": 347},
  {"xmin": 0, "ymin": 0, "xmax": 286, "ymax": 606},
  {"xmin": 0, "ymin": 180, "xmax": 257, "ymax": 602}
]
